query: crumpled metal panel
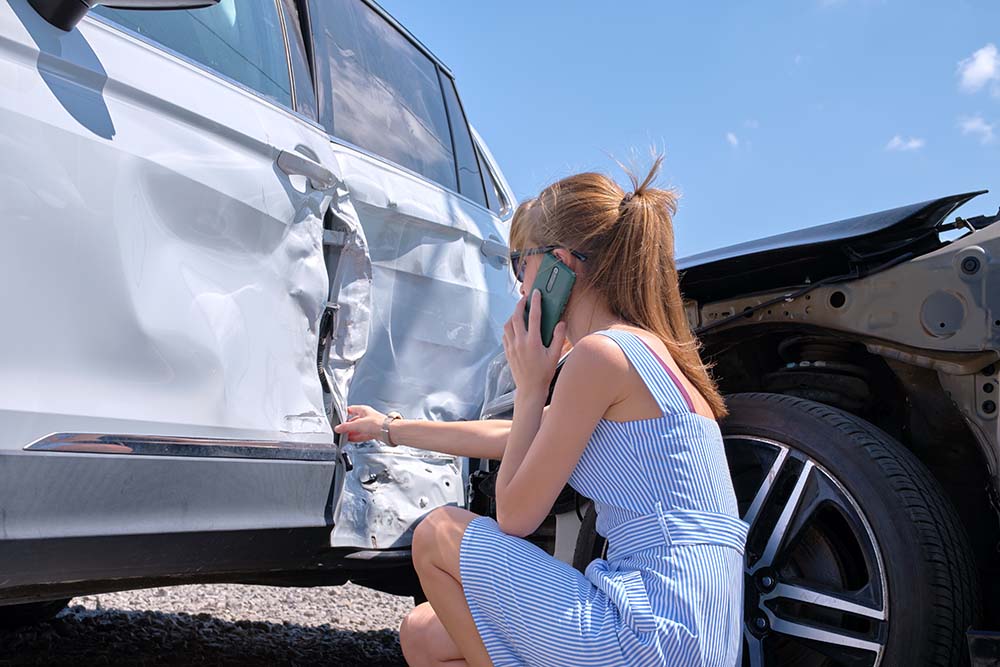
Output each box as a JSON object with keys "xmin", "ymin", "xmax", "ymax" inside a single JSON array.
[
  {"xmin": 328, "ymin": 143, "xmax": 517, "ymax": 550},
  {"xmin": 322, "ymin": 181, "xmax": 373, "ymax": 422},
  {"xmin": 0, "ymin": 4, "xmax": 341, "ymax": 451},
  {"xmin": 346, "ymin": 198, "xmax": 514, "ymax": 420},
  {"xmin": 331, "ymin": 446, "xmax": 464, "ymax": 549}
]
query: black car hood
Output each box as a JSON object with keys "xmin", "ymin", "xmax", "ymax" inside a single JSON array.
[{"xmin": 677, "ymin": 191, "xmax": 986, "ymax": 303}]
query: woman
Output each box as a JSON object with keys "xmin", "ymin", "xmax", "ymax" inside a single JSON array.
[{"xmin": 334, "ymin": 158, "xmax": 748, "ymax": 667}]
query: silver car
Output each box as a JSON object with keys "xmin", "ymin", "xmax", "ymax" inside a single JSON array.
[{"xmin": 0, "ymin": 0, "xmax": 517, "ymax": 626}]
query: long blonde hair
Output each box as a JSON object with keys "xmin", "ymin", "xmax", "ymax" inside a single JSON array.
[{"xmin": 510, "ymin": 157, "xmax": 727, "ymax": 419}]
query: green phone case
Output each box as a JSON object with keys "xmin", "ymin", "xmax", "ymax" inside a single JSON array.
[{"xmin": 523, "ymin": 252, "xmax": 576, "ymax": 347}]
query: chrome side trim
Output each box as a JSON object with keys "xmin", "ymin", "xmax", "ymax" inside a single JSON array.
[{"xmin": 24, "ymin": 433, "xmax": 339, "ymax": 461}]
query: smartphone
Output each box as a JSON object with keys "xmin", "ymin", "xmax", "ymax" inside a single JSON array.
[{"xmin": 523, "ymin": 252, "xmax": 576, "ymax": 347}]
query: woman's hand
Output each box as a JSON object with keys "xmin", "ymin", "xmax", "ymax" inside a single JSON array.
[
  {"xmin": 503, "ymin": 289, "xmax": 568, "ymax": 396},
  {"xmin": 332, "ymin": 404, "xmax": 385, "ymax": 442}
]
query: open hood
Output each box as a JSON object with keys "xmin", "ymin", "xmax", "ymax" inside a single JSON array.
[{"xmin": 678, "ymin": 191, "xmax": 988, "ymax": 303}]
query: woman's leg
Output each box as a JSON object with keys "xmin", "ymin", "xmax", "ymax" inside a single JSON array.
[
  {"xmin": 411, "ymin": 505, "xmax": 493, "ymax": 667},
  {"xmin": 399, "ymin": 601, "xmax": 467, "ymax": 666}
]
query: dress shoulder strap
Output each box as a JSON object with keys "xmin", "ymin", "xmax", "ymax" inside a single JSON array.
[{"xmin": 592, "ymin": 329, "xmax": 696, "ymax": 416}]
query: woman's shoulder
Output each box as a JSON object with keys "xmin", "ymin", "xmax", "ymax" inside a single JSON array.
[
  {"xmin": 552, "ymin": 333, "xmax": 632, "ymax": 412},
  {"xmin": 568, "ymin": 330, "xmax": 633, "ymax": 374},
  {"xmin": 594, "ymin": 326, "xmax": 680, "ymax": 363}
]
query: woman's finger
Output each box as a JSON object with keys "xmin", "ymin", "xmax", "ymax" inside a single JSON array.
[
  {"xmin": 528, "ymin": 289, "xmax": 542, "ymax": 341},
  {"xmin": 549, "ymin": 321, "xmax": 568, "ymax": 358},
  {"xmin": 513, "ymin": 295, "xmax": 527, "ymax": 339}
]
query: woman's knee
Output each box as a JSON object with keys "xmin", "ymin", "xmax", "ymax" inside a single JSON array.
[
  {"xmin": 399, "ymin": 602, "xmax": 447, "ymax": 667},
  {"xmin": 398, "ymin": 604, "xmax": 423, "ymax": 664},
  {"xmin": 412, "ymin": 505, "xmax": 475, "ymax": 570},
  {"xmin": 412, "ymin": 508, "xmax": 443, "ymax": 570}
]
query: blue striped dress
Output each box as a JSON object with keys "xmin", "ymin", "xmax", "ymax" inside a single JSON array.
[{"xmin": 459, "ymin": 328, "xmax": 749, "ymax": 666}]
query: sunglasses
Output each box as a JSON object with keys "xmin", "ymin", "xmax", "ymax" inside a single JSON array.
[{"xmin": 509, "ymin": 245, "xmax": 588, "ymax": 282}]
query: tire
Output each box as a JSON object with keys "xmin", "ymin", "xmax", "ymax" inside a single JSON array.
[
  {"xmin": 571, "ymin": 392, "xmax": 979, "ymax": 667},
  {"xmin": 0, "ymin": 598, "xmax": 70, "ymax": 629}
]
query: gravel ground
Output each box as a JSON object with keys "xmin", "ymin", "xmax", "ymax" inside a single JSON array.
[{"xmin": 0, "ymin": 583, "xmax": 415, "ymax": 666}]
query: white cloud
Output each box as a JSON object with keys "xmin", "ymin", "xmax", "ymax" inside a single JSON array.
[
  {"xmin": 959, "ymin": 114, "xmax": 995, "ymax": 143},
  {"xmin": 793, "ymin": 54, "xmax": 804, "ymax": 66},
  {"xmin": 725, "ymin": 132, "xmax": 739, "ymax": 148},
  {"xmin": 957, "ymin": 44, "xmax": 999, "ymax": 94},
  {"xmin": 885, "ymin": 135, "xmax": 925, "ymax": 151}
]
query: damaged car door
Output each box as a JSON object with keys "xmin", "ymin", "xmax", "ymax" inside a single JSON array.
[
  {"xmin": 0, "ymin": 0, "xmax": 367, "ymax": 591},
  {"xmin": 307, "ymin": 0, "xmax": 519, "ymax": 551}
]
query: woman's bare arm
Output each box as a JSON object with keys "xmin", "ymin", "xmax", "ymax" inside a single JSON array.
[
  {"xmin": 387, "ymin": 417, "xmax": 509, "ymax": 460},
  {"xmin": 332, "ymin": 405, "xmax": 552, "ymax": 461}
]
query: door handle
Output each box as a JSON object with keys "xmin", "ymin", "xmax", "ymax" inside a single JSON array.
[
  {"xmin": 277, "ymin": 150, "xmax": 336, "ymax": 190},
  {"xmin": 480, "ymin": 237, "xmax": 509, "ymax": 263}
]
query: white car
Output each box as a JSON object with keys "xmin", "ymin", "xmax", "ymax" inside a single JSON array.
[{"xmin": 0, "ymin": 0, "xmax": 517, "ymax": 626}]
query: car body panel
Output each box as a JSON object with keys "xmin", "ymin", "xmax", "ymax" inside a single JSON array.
[
  {"xmin": 0, "ymin": 0, "xmax": 363, "ymax": 596},
  {"xmin": 0, "ymin": 451, "xmax": 336, "ymax": 543},
  {"xmin": 0, "ymin": 3, "xmax": 348, "ymax": 447},
  {"xmin": 679, "ymin": 191, "xmax": 987, "ymax": 302},
  {"xmin": 690, "ymin": 218, "xmax": 1000, "ymax": 485},
  {"xmin": 325, "ymin": 133, "xmax": 518, "ymax": 550}
]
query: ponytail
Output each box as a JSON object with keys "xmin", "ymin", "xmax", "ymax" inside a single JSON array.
[{"xmin": 510, "ymin": 157, "xmax": 728, "ymax": 418}]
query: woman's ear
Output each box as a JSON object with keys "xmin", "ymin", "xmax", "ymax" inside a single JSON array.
[{"xmin": 552, "ymin": 248, "xmax": 577, "ymax": 271}]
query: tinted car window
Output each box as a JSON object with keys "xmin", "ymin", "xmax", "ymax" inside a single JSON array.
[
  {"xmin": 309, "ymin": 0, "xmax": 457, "ymax": 190},
  {"xmin": 279, "ymin": 0, "xmax": 317, "ymax": 119},
  {"xmin": 478, "ymin": 146, "xmax": 506, "ymax": 216},
  {"xmin": 94, "ymin": 0, "xmax": 293, "ymax": 109},
  {"xmin": 440, "ymin": 72, "xmax": 487, "ymax": 207}
]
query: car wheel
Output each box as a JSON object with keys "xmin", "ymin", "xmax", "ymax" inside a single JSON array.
[
  {"xmin": 572, "ymin": 392, "xmax": 978, "ymax": 666},
  {"xmin": 0, "ymin": 598, "xmax": 71, "ymax": 629}
]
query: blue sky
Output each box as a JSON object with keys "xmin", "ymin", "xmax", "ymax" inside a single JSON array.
[{"xmin": 379, "ymin": 1, "xmax": 1000, "ymax": 258}]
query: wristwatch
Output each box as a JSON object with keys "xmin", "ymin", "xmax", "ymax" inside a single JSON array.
[{"xmin": 381, "ymin": 411, "xmax": 403, "ymax": 446}]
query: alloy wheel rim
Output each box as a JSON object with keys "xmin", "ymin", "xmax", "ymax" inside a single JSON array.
[{"xmin": 729, "ymin": 435, "xmax": 888, "ymax": 667}]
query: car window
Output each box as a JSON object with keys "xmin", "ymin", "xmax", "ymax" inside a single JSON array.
[
  {"xmin": 279, "ymin": 0, "xmax": 317, "ymax": 119},
  {"xmin": 93, "ymin": 0, "xmax": 293, "ymax": 109},
  {"xmin": 309, "ymin": 0, "xmax": 457, "ymax": 191},
  {"xmin": 477, "ymin": 145, "xmax": 510, "ymax": 217},
  {"xmin": 439, "ymin": 72, "xmax": 487, "ymax": 207}
]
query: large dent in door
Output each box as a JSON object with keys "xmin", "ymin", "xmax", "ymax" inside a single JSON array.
[
  {"xmin": 272, "ymin": 182, "xmax": 332, "ymax": 434},
  {"xmin": 182, "ymin": 179, "xmax": 331, "ymax": 435},
  {"xmin": 0, "ymin": 105, "xmax": 338, "ymax": 441},
  {"xmin": 329, "ymin": 148, "xmax": 517, "ymax": 550},
  {"xmin": 332, "ymin": 447, "xmax": 463, "ymax": 549},
  {"xmin": 345, "ymin": 184, "xmax": 513, "ymax": 422}
]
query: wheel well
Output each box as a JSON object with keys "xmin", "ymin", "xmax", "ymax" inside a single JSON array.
[{"xmin": 704, "ymin": 326, "xmax": 1000, "ymax": 626}]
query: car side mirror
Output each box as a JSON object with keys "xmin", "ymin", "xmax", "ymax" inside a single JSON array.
[{"xmin": 28, "ymin": 0, "xmax": 220, "ymax": 32}]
